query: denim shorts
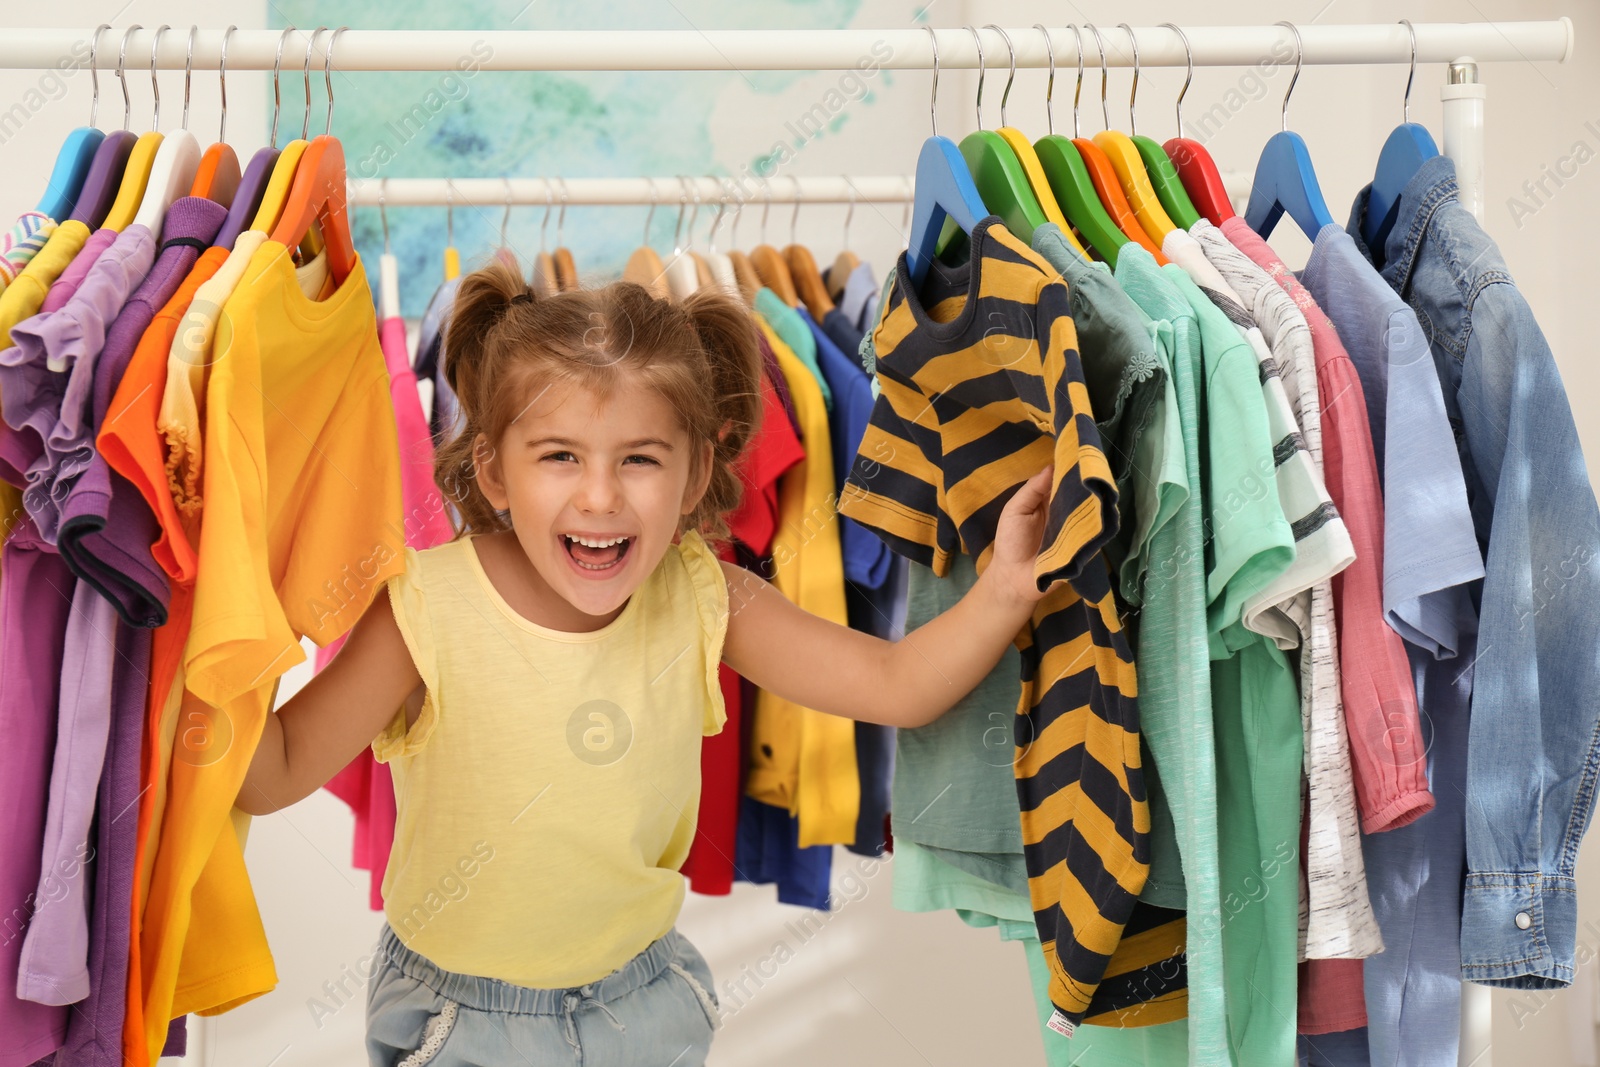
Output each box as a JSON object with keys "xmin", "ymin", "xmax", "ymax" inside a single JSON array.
[{"xmin": 365, "ymin": 925, "xmax": 719, "ymax": 1066}]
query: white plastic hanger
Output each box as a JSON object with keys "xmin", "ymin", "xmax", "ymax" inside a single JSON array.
[
  {"xmin": 704, "ymin": 180, "xmax": 739, "ymax": 294},
  {"xmin": 665, "ymin": 176, "xmax": 700, "ymax": 300},
  {"xmin": 131, "ymin": 25, "xmax": 201, "ymax": 235}
]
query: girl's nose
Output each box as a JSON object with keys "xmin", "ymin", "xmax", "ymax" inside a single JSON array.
[{"xmin": 574, "ymin": 466, "xmax": 624, "ymax": 514}]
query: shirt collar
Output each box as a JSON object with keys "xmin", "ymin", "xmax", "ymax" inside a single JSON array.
[{"xmin": 1345, "ymin": 154, "xmax": 1459, "ymax": 294}]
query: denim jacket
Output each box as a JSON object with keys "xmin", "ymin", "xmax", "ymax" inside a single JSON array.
[{"xmin": 1350, "ymin": 154, "xmax": 1600, "ymax": 989}]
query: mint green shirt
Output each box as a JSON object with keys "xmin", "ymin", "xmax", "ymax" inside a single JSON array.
[{"xmin": 753, "ymin": 287, "xmax": 830, "ymax": 410}]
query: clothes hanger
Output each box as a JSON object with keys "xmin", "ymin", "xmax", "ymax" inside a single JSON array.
[
  {"xmin": 250, "ymin": 27, "xmax": 323, "ymax": 235},
  {"xmin": 1160, "ymin": 22, "xmax": 1236, "ymax": 225},
  {"xmin": 215, "ymin": 28, "xmax": 293, "ymax": 248},
  {"xmin": 188, "ymin": 26, "xmax": 240, "ymax": 206},
  {"xmin": 1363, "ymin": 20, "xmax": 1440, "ymax": 250},
  {"xmin": 723, "ymin": 191, "xmax": 761, "ymax": 304},
  {"xmin": 552, "ymin": 178, "xmax": 580, "ymax": 291},
  {"xmin": 1244, "ymin": 21, "xmax": 1335, "ymax": 241},
  {"xmin": 677, "ymin": 177, "xmax": 715, "ymax": 288},
  {"xmin": 99, "ymin": 26, "xmax": 165, "ymax": 234},
  {"xmin": 1088, "ymin": 24, "xmax": 1176, "ymax": 246},
  {"xmin": 269, "ymin": 26, "xmax": 358, "ymax": 284},
  {"xmin": 132, "ymin": 25, "xmax": 204, "ymax": 235},
  {"xmin": 64, "ymin": 26, "xmax": 134, "ymax": 230},
  {"xmin": 1118, "ymin": 24, "xmax": 1201, "ymax": 230},
  {"xmin": 663, "ymin": 176, "xmax": 701, "ymax": 300},
  {"xmin": 784, "ymin": 177, "xmax": 835, "ymax": 318},
  {"xmin": 375, "ymin": 180, "xmax": 402, "ymax": 320},
  {"xmin": 37, "ymin": 23, "xmax": 109, "ymax": 221},
  {"xmin": 1033, "ymin": 25, "xmax": 1129, "ymax": 266},
  {"xmin": 905, "ymin": 26, "xmax": 990, "ymax": 289},
  {"xmin": 532, "ymin": 181, "xmax": 558, "ymax": 294},
  {"xmin": 987, "ymin": 24, "xmax": 1084, "ymax": 256},
  {"xmin": 443, "ymin": 181, "xmax": 461, "ymax": 281},
  {"xmin": 704, "ymin": 182, "xmax": 741, "ymax": 296},
  {"xmin": 826, "ymin": 180, "xmax": 860, "ymax": 300},
  {"xmin": 622, "ymin": 178, "xmax": 670, "ymax": 298},
  {"xmin": 946, "ymin": 25, "xmax": 1046, "ymax": 251},
  {"xmin": 1069, "ymin": 26, "xmax": 1166, "ymax": 261},
  {"xmin": 750, "ymin": 179, "xmax": 799, "ymax": 305}
]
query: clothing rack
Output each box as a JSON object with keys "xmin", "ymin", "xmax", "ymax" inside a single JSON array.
[{"xmin": 9, "ymin": 23, "xmax": 1555, "ymax": 1067}]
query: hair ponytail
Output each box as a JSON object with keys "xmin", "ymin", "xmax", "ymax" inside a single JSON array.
[{"xmin": 679, "ymin": 287, "xmax": 763, "ymax": 540}]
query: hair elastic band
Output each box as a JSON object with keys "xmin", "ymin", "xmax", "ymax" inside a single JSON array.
[{"xmin": 511, "ymin": 291, "xmax": 535, "ymax": 305}]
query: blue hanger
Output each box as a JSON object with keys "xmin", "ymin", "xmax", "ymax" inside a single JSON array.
[
  {"xmin": 37, "ymin": 26, "xmax": 114, "ymax": 221},
  {"xmin": 1243, "ymin": 22, "xmax": 1336, "ymax": 241},
  {"xmin": 907, "ymin": 28, "xmax": 990, "ymax": 288},
  {"xmin": 1362, "ymin": 22, "xmax": 1439, "ymax": 250}
]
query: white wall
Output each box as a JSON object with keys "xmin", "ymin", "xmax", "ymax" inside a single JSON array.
[{"xmin": 2, "ymin": 0, "xmax": 1597, "ymax": 1064}]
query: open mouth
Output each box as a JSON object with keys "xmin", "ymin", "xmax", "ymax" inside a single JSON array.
[{"xmin": 562, "ymin": 534, "xmax": 633, "ymax": 572}]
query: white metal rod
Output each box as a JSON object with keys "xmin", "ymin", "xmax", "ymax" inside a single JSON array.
[
  {"xmin": 1442, "ymin": 60, "xmax": 1488, "ymax": 224},
  {"xmin": 348, "ymin": 176, "xmax": 913, "ymax": 207},
  {"xmin": 1, "ymin": 22, "xmax": 1573, "ymax": 72}
]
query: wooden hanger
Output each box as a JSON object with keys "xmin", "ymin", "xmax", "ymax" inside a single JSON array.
[
  {"xmin": 554, "ymin": 248, "xmax": 579, "ymax": 291},
  {"xmin": 1160, "ymin": 23, "xmax": 1236, "ymax": 226},
  {"xmin": 189, "ymin": 27, "xmax": 241, "ymax": 206},
  {"xmin": 66, "ymin": 132, "xmax": 136, "ymax": 230},
  {"xmin": 827, "ymin": 191, "xmax": 859, "ymax": 301},
  {"xmin": 1243, "ymin": 23, "xmax": 1335, "ymax": 241},
  {"xmin": 1115, "ymin": 25, "xmax": 1201, "ymax": 231},
  {"xmin": 946, "ymin": 26, "xmax": 1047, "ymax": 254},
  {"xmin": 1362, "ymin": 21, "xmax": 1440, "ymax": 250},
  {"xmin": 727, "ymin": 250, "xmax": 761, "ymax": 304},
  {"xmin": 1086, "ymin": 25, "xmax": 1175, "ymax": 246},
  {"xmin": 623, "ymin": 183, "xmax": 671, "ymax": 299},
  {"xmin": 37, "ymin": 25, "xmax": 112, "ymax": 221},
  {"xmin": 906, "ymin": 28, "xmax": 990, "ymax": 288},
  {"xmin": 267, "ymin": 30, "xmax": 357, "ymax": 286},
  {"xmin": 131, "ymin": 28, "xmax": 202, "ymax": 236}
]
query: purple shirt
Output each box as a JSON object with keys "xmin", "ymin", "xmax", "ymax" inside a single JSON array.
[
  {"xmin": 0, "ymin": 516, "xmax": 76, "ymax": 1063},
  {"xmin": 39, "ymin": 225, "xmax": 117, "ymax": 314},
  {"xmin": 60, "ymin": 196, "xmax": 227, "ymax": 628},
  {"xmin": 0, "ymin": 224, "xmax": 156, "ymax": 542}
]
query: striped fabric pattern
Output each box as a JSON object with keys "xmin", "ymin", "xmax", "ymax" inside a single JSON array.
[
  {"xmin": 0, "ymin": 211, "xmax": 57, "ymax": 292},
  {"xmin": 841, "ymin": 219, "xmax": 1157, "ymax": 1030}
]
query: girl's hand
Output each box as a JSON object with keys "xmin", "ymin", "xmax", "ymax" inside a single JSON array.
[{"xmin": 985, "ymin": 465, "xmax": 1056, "ymax": 607}]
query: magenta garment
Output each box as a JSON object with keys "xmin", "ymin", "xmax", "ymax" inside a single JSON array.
[
  {"xmin": 59, "ymin": 197, "xmax": 226, "ymax": 629},
  {"xmin": 0, "ymin": 224, "xmax": 157, "ymax": 542},
  {"xmin": 317, "ymin": 314, "xmax": 453, "ymax": 910},
  {"xmin": 0, "ymin": 517, "xmax": 75, "ymax": 1066},
  {"xmin": 38, "ymin": 226, "xmax": 117, "ymax": 314}
]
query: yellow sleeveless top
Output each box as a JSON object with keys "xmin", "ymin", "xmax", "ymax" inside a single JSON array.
[{"xmin": 373, "ymin": 530, "xmax": 728, "ymax": 986}]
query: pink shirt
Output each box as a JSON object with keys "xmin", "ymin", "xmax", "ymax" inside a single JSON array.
[
  {"xmin": 39, "ymin": 227, "xmax": 118, "ymax": 314},
  {"xmin": 1223, "ymin": 216, "xmax": 1431, "ymax": 1035}
]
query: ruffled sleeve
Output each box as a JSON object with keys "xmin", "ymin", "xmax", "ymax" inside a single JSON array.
[
  {"xmin": 373, "ymin": 545, "xmax": 443, "ymax": 762},
  {"xmin": 676, "ymin": 530, "xmax": 730, "ymax": 737}
]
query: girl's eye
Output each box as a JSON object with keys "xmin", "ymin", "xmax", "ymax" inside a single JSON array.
[
  {"xmin": 542, "ymin": 451, "xmax": 576, "ymax": 463},
  {"xmin": 624, "ymin": 455, "xmax": 660, "ymax": 467}
]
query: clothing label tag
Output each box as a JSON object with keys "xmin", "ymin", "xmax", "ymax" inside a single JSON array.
[{"xmin": 1046, "ymin": 1010, "xmax": 1076, "ymax": 1038}]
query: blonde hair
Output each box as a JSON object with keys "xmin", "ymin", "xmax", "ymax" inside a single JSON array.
[{"xmin": 435, "ymin": 256, "xmax": 764, "ymax": 543}]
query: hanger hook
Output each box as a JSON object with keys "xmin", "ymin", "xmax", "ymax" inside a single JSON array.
[
  {"xmin": 501, "ymin": 177, "xmax": 513, "ymax": 249},
  {"xmin": 302, "ymin": 27, "xmax": 326, "ymax": 141},
  {"xmin": 985, "ymin": 25, "xmax": 1016, "ymax": 129},
  {"xmin": 760, "ymin": 177, "xmax": 774, "ymax": 245},
  {"xmin": 965, "ymin": 27, "xmax": 985, "ymax": 132},
  {"xmin": 729, "ymin": 181, "xmax": 743, "ymax": 250},
  {"xmin": 1161, "ymin": 23, "xmax": 1192, "ymax": 136},
  {"xmin": 325, "ymin": 27, "xmax": 347, "ymax": 135},
  {"xmin": 219, "ymin": 26, "xmax": 235, "ymax": 142},
  {"xmin": 786, "ymin": 174, "xmax": 801, "ymax": 247},
  {"xmin": 1033, "ymin": 25, "xmax": 1055, "ymax": 137},
  {"xmin": 150, "ymin": 25, "xmax": 169, "ymax": 131},
  {"xmin": 270, "ymin": 28, "xmax": 292, "ymax": 147},
  {"xmin": 1070, "ymin": 25, "xmax": 1084, "ymax": 139},
  {"xmin": 1277, "ymin": 21, "xmax": 1303, "ymax": 132},
  {"xmin": 1086, "ymin": 24, "xmax": 1109, "ymax": 132},
  {"xmin": 644, "ymin": 177, "xmax": 660, "ymax": 248},
  {"xmin": 1400, "ymin": 19, "xmax": 1418, "ymax": 123},
  {"xmin": 445, "ymin": 180, "xmax": 455, "ymax": 247},
  {"xmin": 708, "ymin": 180, "xmax": 730, "ymax": 256},
  {"xmin": 557, "ymin": 177, "xmax": 570, "ymax": 248},
  {"xmin": 900, "ymin": 175, "xmax": 913, "ymax": 247},
  {"xmin": 923, "ymin": 26, "xmax": 940, "ymax": 139},
  {"xmin": 673, "ymin": 176, "xmax": 691, "ymax": 254},
  {"xmin": 539, "ymin": 181, "xmax": 553, "ymax": 251},
  {"xmin": 88, "ymin": 25, "xmax": 109, "ymax": 128},
  {"xmin": 183, "ymin": 27, "xmax": 195, "ymax": 131},
  {"xmin": 1118, "ymin": 23, "xmax": 1139, "ymax": 137},
  {"xmin": 117, "ymin": 26, "xmax": 138, "ymax": 132},
  {"xmin": 379, "ymin": 178, "xmax": 390, "ymax": 255},
  {"xmin": 842, "ymin": 177, "xmax": 856, "ymax": 250}
]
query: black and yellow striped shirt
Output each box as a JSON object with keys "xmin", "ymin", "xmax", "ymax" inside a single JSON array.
[{"xmin": 840, "ymin": 219, "xmax": 1161, "ymax": 1029}]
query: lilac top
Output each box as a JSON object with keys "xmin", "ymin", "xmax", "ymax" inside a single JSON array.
[
  {"xmin": 0, "ymin": 224, "xmax": 157, "ymax": 542},
  {"xmin": 59, "ymin": 197, "xmax": 227, "ymax": 628},
  {"xmin": 0, "ymin": 517, "xmax": 76, "ymax": 1063},
  {"xmin": 39, "ymin": 225, "xmax": 117, "ymax": 314}
]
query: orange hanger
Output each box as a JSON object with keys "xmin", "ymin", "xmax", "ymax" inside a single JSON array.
[
  {"xmin": 1083, "ymin": 24, "xmax": 1175, "ymax": 249},
  {"xmin": 267, "ymin": 29, "xmax": 355, "ymax": 285},
  {"xmin": 1074, "ymin": 136, "xmax": 1166, "ymax": 264},
  {"xmin": 727, "ymin": 250, "xmax": 761, "ymax": 304},
  {"xmin": 188, "ymin": 27, "xmax": 240, "ymax": 206}
]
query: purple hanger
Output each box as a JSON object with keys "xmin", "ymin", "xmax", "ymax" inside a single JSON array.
[
  {"xmin": 67, "ymin": 130, "xmax": 137, "ymax": 229},
  {"xmin": 213, "ymin": 146, "xmax": 279, "ymax": 250}
]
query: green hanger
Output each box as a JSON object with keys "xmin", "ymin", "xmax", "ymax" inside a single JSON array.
[
  {"xmin": 1119, "ymin": 25, "xmax": 1201, "ymax": 230},
  {"xmin": 936, "ymin": 27, "xmax": 1047, "ymax": 258},
  {"xmin": 1030, "ymin": 27, "xmax": 1128, "ymax": 267}
]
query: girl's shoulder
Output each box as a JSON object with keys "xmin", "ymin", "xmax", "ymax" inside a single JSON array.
[{"xmin": 655, "ymin": 530, "xmax": 730, "ymax": 636}]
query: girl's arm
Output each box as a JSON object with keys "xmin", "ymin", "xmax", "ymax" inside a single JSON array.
[
  {"xmin": 720, "ymin": 466, "xmax": 1056, "ymax": 729},
  {"xmin": 236, "ymin": 588, "xmax": 423, "ymax": 816}
]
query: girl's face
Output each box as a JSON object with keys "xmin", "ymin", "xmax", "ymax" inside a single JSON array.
[{"xmin": 475, "ymin": 374, "xmax": 712, "ymax": 619}]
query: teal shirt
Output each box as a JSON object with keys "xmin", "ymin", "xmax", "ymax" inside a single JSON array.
[{"xmin": 754, "ymin": 287, "xmax": 830, "ymax": 410}]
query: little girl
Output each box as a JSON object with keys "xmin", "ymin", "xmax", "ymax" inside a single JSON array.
[{"xmin": 238, "ymin": 258, "xmax": 1058, "ymax": 1066}]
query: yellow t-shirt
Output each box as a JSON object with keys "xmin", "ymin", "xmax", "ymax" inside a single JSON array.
[
  {"xmin": 135, "ymin": 243, "xmax": 403, "ymax": 1063},
  {"xmin": 744, "ymin": 318, "xmax": 859, "ymax": 847},
  {"xmin": 374, "ymin": 530, "xmax": 729, "ymax": 987}
]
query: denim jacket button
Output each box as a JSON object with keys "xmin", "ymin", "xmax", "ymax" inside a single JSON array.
[{"xmin": 1515, "ymin": 911, "xmax": 1533, "ymax": 930}]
